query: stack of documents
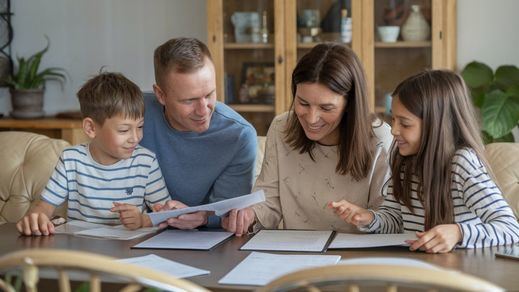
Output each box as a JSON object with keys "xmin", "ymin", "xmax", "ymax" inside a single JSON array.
[
  {"xmin": 54, "ymin": 220, "xmax": 158, "ymax": 240},
  {"xmin": 132, "ymin": 229, "xmax": 233, "ymax": 250},
  {"xmin": 117, "ymin": 254, "xmax": 210, "ymax": 278},
  {"xmin": 240, "ymin": 230, "xmax": 334, "ymax": 252},
  {"xmin": 219, "ymin": 252, "xmax": 341, "ymax": 286},
  {"xmin": 328, "ymin": 233, "xmax": 416, "ymax": 249}
]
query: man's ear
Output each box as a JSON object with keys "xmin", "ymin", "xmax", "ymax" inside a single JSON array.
[
  {"xmin": 82, "ymin": 117, "xmax": 97, "ymax": 139},
  {"xmin": 153, "ymin": 84, "xmax": 167, "ymax": 106}
]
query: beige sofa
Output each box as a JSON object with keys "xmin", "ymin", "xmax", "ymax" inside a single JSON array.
[{"xmin": 0, "ymin": 132, "xmax": 517, "ymax": 225}]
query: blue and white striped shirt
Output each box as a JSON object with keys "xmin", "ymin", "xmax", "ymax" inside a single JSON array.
[
  {"xmin": 42, "ymin": 144, "xmax": 170, "ymax": 224},
  {"xmin": 362, "ymin": 148, "xmax": 519, "ymax": 248}
]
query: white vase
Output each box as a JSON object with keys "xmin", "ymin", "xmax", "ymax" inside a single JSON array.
[{"xmin": 401, "ymin": 5, "xmax": 430, "ymax": 41}]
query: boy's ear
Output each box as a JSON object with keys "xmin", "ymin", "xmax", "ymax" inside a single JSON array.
[
  {"xmin": 82, "ymin": 117, "xmax": 97, "ymax": 139},
  {"xmin": 153, "ymin": 84, "xmax": 167, "ymax": 106}
]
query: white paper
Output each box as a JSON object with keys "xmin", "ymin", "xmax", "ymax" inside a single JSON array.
[
  {"xmin": 54, "ymin": 220, "xmax": 158, "ymax": 240},
  {"xmin": 241, "ymin": 230, "xmax": 333, "ymax": 252},
  {"xmin": 133, "ymin": 229, "xmax": 233, "ymax": 250},
  {"xmin": 117, "ymin": 254, "xmax": 210, "ymax": 278},
  {"xmin": 54, "ymin": 220, "xmax": 108, "ymax": 234},
  {"xmin": 339, "ymin": 257, "xmax": 441, "ymax": 270},
  {"xmin": 148, "ymin": 190, "xmax": 265, "ymax": 226},
  {"xmin": 329, "ymin": 233, "xmax": 416, "ymax": 249},
  {"xmin": 219, "ymin": 252, "xmax": 341, "ymax": 286}
]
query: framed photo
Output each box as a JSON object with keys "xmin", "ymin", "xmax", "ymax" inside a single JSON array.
[{"xmin": 239, "ymin": 62, "xmax": 275, "ymax": 104}]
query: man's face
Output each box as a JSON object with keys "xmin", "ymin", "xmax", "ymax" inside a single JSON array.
[{"xmin": 154, "ymin": 58, "xmax": 217, "ymax": 133}]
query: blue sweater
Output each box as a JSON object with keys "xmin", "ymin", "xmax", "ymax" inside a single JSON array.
[{"xmin": 141, "ymin": 93, "xmax": 257, "ymax": 226}]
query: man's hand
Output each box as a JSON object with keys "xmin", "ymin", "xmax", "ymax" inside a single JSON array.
[
  {"xmin": 16, "ymin": 213, "xmax": 55, "ymax": 236},
  {"xmin": 406, "ymin": 224, "xmax": 462, "ymax": 253},
  {"xmin": 157, "ymin": 200, "xmax": 209, "ymax": 229},
  {"xmin": 222, "ymin": 207, "xmax": 256, "ymax": 237},
  {"xmin": 328, "ymin": 200, "xmax": 374, "ymax": 227},
  {"xmin": 111, "ymin": 202, "xmax": 147, "ymax": 229}
]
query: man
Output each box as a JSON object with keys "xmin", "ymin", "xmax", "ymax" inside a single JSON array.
[{"xmin": 141, "ymin": 37, "xmax": 257, "ymax": 229}]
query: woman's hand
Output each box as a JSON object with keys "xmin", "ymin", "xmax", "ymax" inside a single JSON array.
[
  {"xmin": 328, "ymin": 200, "xmax": 374, "ymax": 227},
  {"xmin": 406, "ymin": 224, "xmax": 462, "ymax": 253},
  {"xmin": 222, "ymin": 207, "xmax": 256, "ymax": 237}
]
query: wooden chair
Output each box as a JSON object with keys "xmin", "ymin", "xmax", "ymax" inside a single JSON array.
[
  {"xmin": 259, "ymin": 264, "xmax": 504, "ymax": 292},
  {"xmin": 0, "ymin": 249, "xmax": 209, "ymax": 292}
]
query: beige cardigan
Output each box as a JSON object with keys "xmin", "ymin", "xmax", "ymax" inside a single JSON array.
[{"xmin": 252, "ymin": 113, "xmax": 391, "ymax": 233}]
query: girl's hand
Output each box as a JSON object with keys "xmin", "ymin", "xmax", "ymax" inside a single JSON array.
[
  {"xmin": 406, "ymin": 224, "xmax": 462, "ymax": 253},
  {"xmin": 111, "ymin": 202, "xmax": 144, "ymax": 230},
  {"xmin": 328, "ymin": 200, "xmax": 374, "ymax": 227}
]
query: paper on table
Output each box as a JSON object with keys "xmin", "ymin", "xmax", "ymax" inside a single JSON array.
[
  {"xmin": 75, "ymin": 226, "xmax": 158, "ymax": 240},
  {"xmin": 117, "ymin": 254, "xmax": 210, "ymax": 278},
  {"xmin": 339, "ymin": 257, "xmax": 441, "ymax": 270},
  {"xmin": 328, "ymin": 233, "xmax": 416, "ymax": 249},
  {"xmin": 148, "ymin": 190, "xmax": 265, "ymax": 226},
  {"xmin": 54, "ymin": 220, "xmax": 108, "ymax": 234},
  {"xmin": 219, "ymin": 252, "xmax": 341, "ymax": 286},
  {"xmin": 132, "ymin": 229, "xmax": 233, "ymax": 250},
  {"xmin": 240, "ymin": 230, "xmax": 334, "ymax": 252}
]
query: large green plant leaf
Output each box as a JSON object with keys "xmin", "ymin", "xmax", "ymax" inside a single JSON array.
[
  {"xmin": 482, "ymin": 89, "xmax": 519, "ymax": 138},
  {"xmin": 495, "ymin": 65, "xmax": 519, "ymax": 91},
  {"xmin": 461, "ymin": 61, "xmax": 493, "ymax": 88}
]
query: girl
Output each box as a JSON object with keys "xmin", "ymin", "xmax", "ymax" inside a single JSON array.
[{"xmin": 329, "ymin": 70, "xmax": 519, "ymax": 253}]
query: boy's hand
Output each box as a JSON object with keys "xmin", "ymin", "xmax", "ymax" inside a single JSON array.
[
  {"xmin": 406, "ymin": 224, "xmax": 462, "ymax": 253},
  {"xmin": 222, "ymin": 208, "xmax": 256, "ymax": 237},
  {"xmin": 111, "ymin": 202, "xmax": 146, "ymax": 230},
  {"xmin": 328, "ymin": 200, "xmax": 374, "ymax": 227},
  {"xmin": 158, "ymin": 200, "xmax": 209, "ymax": 230},
  {"xmin": 16, "ymin": 213, "xmax": 55, "ymax": 236}
]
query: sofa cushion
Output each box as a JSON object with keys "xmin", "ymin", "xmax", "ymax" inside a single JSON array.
[
  {"xmin": 0, "ymin": 132, "xmax": 69, "ymax": 224},
  {"xmin": 485, "ymin": 143, "xmax": 519, "ymax": 217}
]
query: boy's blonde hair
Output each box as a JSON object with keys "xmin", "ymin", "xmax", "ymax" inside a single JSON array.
[{"xmin": 77, "ymin": 72, "xmax": 144, "ymax": 124}]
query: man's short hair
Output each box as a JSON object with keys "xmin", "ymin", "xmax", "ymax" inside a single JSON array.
[
  {"xmin": 153, "ymin": 37, "xmax": 212, "ymax": 88},
  {"xmin": 77, "ymin": 72, "xmax": 144, "ymax": 125}
]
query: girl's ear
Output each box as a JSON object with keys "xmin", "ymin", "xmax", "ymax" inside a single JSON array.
[
  {"xmin": 82, "ymin": 117, "xmax": 97, "ymax": 139},
  {"xmin": 153, "ymin": 84, "xmax": 167, "ymax": 106}
]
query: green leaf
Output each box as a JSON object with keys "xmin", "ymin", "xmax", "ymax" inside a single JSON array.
[
  {"xmin": 461, "ymin": 61, "xmax": 494, "ymax": 89},
  {"xmin": 471, "ymin": 87, "xmax": 486, "ymax": 108},
  {"xmin": 482, "ymin": 89, "xmax": 519, "ymax": 138},
  {"xmin": 495, "ymin": 65, "xmax": 519, "ymax": 91}
]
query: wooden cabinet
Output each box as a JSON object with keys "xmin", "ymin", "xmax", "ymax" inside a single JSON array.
[
  {"xmin": 207, "ymin": 0, "xmax": 456, "ymax": 134},
  {"xmin": 0, "ymin": 118, "xmax": 88, "ymax": 145}
]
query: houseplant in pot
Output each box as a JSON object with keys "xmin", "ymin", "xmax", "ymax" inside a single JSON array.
[
  {"xmin": 5, "ymin": 37, "xmax": 65, "ymax": 119},
  {"xmin": 461, "ymin": 61, "xmax": 519, "ymax": 143}
]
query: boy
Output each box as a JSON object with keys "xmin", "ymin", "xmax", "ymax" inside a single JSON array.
[{"xmin": 17, "ymin": 72, "xmax": 170, "ymax": 236}]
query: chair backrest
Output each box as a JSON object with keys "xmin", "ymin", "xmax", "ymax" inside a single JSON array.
[
  {"xmin": 0, "ymin": 249, "xmax": 209, "ymax": 292},
  {"xmin": 485, "ymin": 142, "xmax": 519, "ymax": 217},
  {"xmin": 0, "ymin": 132, "xmax": 70, "ymax": 225},
  {"xmin": 260, "ymin": 264, "xmax": 503, "ymax": 292}
]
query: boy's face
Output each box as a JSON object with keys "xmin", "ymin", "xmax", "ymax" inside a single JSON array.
[
  {"xmin": 88, "ymin": 114, "xmax": 144, "ymax": 165},
  {"xmin": 391, "ymin": 96, "xmax": 422, "ymax": 156},
  {"xmin": 153, "ymin": 57, "xmax": 217, "ymax": 133}
]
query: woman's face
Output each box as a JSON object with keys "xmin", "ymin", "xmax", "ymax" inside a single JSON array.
[{"xmin": 294, "ymin": 82, "xmax": 346, "ymax": 145}]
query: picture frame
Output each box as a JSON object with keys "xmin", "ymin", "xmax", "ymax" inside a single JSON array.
[{"xmin": 239, "ymin": 62, "xmax": 275, "ymax": 104}]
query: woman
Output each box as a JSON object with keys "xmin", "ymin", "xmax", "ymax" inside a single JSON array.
[{"xmin": 222, "ymin": 43, "xmax": 392, "ymax": 235}]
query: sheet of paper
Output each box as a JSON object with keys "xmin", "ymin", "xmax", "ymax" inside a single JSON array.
[
  {"xmin": 75, "ymin": 226, "xmax": 158, "ymax": 240},
  {"xmin": 117, "ymin": 254, "xmax": 210, "ymax": 278},
  {"xmin": 132, "ymin": 229, "xmax": 233, "ymax": 250},
  {"xmin": 339, "ymin": 257, "xmax": 441, "ymax": 270},
  {"xmin": 148, "ymin": 190, "xmax": 265, "ymax": 226},
  {"xmin": 328, "ymin": 233, "xmax": 416, "ymax": 249},
  {"xmin": 219, "ymin": 252, "xmax": 341, "ymax": 286},
  {"xmin": 240, "ymin": 230, "xmax": 334, "ymax": 252},
  {"xmin": 54, "ymin": 220, "xmax": 108, "ymax": 234}
]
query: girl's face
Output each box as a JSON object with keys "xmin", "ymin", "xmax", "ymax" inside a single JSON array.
[
  {"xmin": 294, "ymin": 82, "xmax": 346, "ymax": 145},
  {"xmin": 391, "ymin": 96, "xmax": 422, "ymax": 156}
]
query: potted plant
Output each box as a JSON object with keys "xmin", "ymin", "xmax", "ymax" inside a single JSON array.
[
  {"xmin": 5, "ymin": 36, "xmax": 65, "ymax": 119},
  {"xmin": 461, "ymin": 61, "xmax": 519, "ymax": 143}
]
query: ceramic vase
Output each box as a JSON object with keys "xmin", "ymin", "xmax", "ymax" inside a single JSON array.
[{"xmin": 401, "ymin": 5, "xmax": 430, "ymax": 41}]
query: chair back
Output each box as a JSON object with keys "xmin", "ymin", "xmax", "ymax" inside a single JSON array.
[
  {"xmin": 0, "ymin": 249, "xmax": 209, "ymax": 292},
  {"xmin": 260, "ymin": 264, "xmax": 504, "ymax": 292}
]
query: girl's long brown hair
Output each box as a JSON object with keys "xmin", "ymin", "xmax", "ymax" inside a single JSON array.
[
  {"xmin": 391, "ymin": 70, "xmax": 488, "ymax": 229},
  {"xmin": 285, "ymin": 43, "xmax": 374, "ymax": 180}
]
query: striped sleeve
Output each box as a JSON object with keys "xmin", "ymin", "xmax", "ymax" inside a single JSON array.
[
  {"xmin": 143, "ymin": 156, "xmax": 170, "ymax": 207},
  {"xmin": 41, "ymin": 153, "xmax": 69, "ymax": 206},
  {"xmin": 360, "ymin": 179, "xmax": 404, "ymax": 234},
  {"xmin": 455, "ymin": 149, "xmax": 519, "ymax": 248}
]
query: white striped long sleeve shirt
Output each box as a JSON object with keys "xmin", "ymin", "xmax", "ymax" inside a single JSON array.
[
  {"xmin": 362, "ymin": 148, "xmax": 519, "ymax": 248},
  {"xmin": 42, "ymin": 144, "xmax": 170, "ymax": 224}
]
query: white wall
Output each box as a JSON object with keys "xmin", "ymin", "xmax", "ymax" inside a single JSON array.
[{"xmin": 0, "ymin": 0, "xmax": 207, "ymax": 116}]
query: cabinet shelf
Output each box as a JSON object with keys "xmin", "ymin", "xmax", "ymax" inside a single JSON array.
[
  {"xmin": 224, "ymin": 43, "xmax": 274, "ymax": 49},
  {"xmin": 229, "ymin": 104, "xmax": 275, "ymax": 113},
  {"xmin": 375, "ymin": 41, "xmax": 431, "ymax": 48}
]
